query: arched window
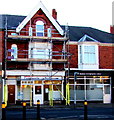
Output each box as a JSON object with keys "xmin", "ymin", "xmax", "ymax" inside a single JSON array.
[
  {"xmin": 11, "ymin": 44, "xmax": 18, "ymax": 59},
  {"xmin": 36, "ymin": 21, "xmax": 44, "ymax": 36}
]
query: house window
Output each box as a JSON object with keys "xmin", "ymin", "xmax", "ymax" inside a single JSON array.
[
  {"xmin": 36, "ymin": 21, "xmax": 44, "ymax": 36},
  {"xmin": 83, "ymin": 46, "xmax": 96, "ymax": 64},
  {"xmin": 78, "ymin": 44, "xmax": 99, "ymax": 69},
  {"xmin": 31, "ymin": 48, "xmax": 50, "ymax": 59},
  {"xmin": 29, "ymin": 42, "xmax": 51, "ymax": 59},
  {"xmin": 11, "ymin": 44, "xmax": 18, "ymax": 59}
]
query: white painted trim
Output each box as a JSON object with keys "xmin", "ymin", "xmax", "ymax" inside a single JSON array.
[
  {"xmin": 78, "ymin": 34, "xmax": 98, "ymax": 42},
  {"xmin": 65, "ymin": 68, "xmax": 114, "ymax": 71},
  {"xmin": 6, "ymin": 70, "xmax": 65, "ymax": 76},
  {"xmin": 6, "ymin": 80, "xmax": 16, "ymax": 85},
  {"xmin": 16, "ymin": 1, "xmax": 64, "ymax": 35},
  {"xmin": 67, "ymin": 41, "xmax": 114, "ymax": 46}
]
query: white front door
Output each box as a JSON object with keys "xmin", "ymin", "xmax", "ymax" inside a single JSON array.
[
  {"xmin": 33, "ymin": 85, "xmax": 43, "ymax": 104},
  {"xmin": 103, "ymin": 85, "xmax": 111, "ymax": 103}
]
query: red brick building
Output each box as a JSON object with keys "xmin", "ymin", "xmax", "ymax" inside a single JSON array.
[{"xmin": 0, "ymin": 2, "xmax": 114, "ymax": 105}]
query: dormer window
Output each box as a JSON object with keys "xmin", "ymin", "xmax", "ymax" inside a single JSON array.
[
  {"xmin": 78, "ymin": 44, "xmax": 99, "ymax": 69},
  {"xmin": 78, "ymin": 35, "xmax": 99, "ymax": 70},
  {"xmin": 36, "ymin": 21, "xmax": 44, "ymax": 36}
]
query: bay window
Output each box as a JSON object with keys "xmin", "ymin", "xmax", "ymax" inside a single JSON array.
[{"xmin": 78, "ymin": 44, "xmax": 99, "ymax": 69}]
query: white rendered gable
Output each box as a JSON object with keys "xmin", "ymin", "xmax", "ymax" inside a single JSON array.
[{"xmin": 16, "ymin": 1, "xmax": 64, "ymax": 35}]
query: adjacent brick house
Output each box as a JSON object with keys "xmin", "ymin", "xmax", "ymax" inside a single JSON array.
[
  {"xmin": 0, "ymin": 2, "xmax": 114, "ymax": 105},
  {"xmin": 65, "ymin": 26, "xmax": 114, "ymax": 103}
]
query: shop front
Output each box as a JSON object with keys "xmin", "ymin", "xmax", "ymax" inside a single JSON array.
[
  {"xmin": 17, "ymin": 77, "xmax": 64, "ymax": 105},
  {"xmin": 69, "ymin": 71, "xmax": 112, "ymax": 103}
]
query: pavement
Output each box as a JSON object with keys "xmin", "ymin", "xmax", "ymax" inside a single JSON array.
[{"xmin": 5, "ymin": 103, "xmax": 114, "ymax": 120}]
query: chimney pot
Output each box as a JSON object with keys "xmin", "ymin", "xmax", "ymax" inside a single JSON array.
[{"xmin": 52, "ymin": 9, "xmax": 57, "ymax": 20}]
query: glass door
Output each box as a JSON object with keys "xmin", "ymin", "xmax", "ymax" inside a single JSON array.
[
  {"xmin": 33, "ymin": 85, "xmax": 43, "ymax": 104},
  {"xmin": 103, "ymin": 85, "xmax": 111, "ymax": 103}
]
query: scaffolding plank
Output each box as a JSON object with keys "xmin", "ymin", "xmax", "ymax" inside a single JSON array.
[
  {"xmin": 8, "ymin": 35, "xmax": 67, "ymax": 41},
  {"xmin": 9, "ymin": 58, "xmax": 67, "ymax": 63}
]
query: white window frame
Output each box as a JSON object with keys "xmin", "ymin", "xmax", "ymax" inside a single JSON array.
[
  {"xmin": 36, "ymin": 21, "xmax": 44, "ymax": 36},
  {"xmin": 11, "ymin": 44, "xmax": 18, "ymax": 60},
  {"xmin": 32, "ymin": 48, "xmax": 50, "ymax": 59},
  {"xmin": 29, "ymin": 42, "xmax": 52, "ymax": 59},
  {"xmin": 78, "ymin": 43, "xmax": 99, "ymax": 69}
]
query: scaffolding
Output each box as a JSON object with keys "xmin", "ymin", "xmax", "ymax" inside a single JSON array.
[{"xmin": 4, "ymin": 19, "xmax": 71, "ymax": 105}]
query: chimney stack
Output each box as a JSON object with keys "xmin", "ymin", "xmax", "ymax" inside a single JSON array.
[
  {"xmin": 110, "ymin": 26, "xmax": 114, "ymax": 34},
  {"xmin": 111, "ymin": 2, "xmax": 114, "ymax": 34},
  {"xmin": 52, "ymin": 9, "xmax": 57, "ymax": 20}
]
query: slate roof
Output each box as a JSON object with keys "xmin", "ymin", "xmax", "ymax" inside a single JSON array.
[
  {"xmin": 0, "ymin": 14, "xmax": 114, "ymax": 43},
  {"xmin": 0, "ymin": 14, "xmax": 26, "ymax": 29},
  {"xmin": 62, "ymin": 26, "xmax": 114, "ymax": 43}
]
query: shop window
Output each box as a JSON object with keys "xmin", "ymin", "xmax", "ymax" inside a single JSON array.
[
  {"xmin": 36, "ymin": 21, "xmax": 44, "ymax": 36},
  {"xmin": 34, "ymin": 81, "xmax": 42, "ymax": 84},
  {"xmin": 103, "ymin": 76, "xmax": 110, "ymax": 84},
  {"xmin": 86, "ymin": 85, "xmax": 103, "ymax": 100},
  {"xmin": 11, "ymin": 44, "xmax": 18, "ymax": 59},
  {"xmin": 76, "ymin": 79, "xmax": 84, "ymax": 84}
]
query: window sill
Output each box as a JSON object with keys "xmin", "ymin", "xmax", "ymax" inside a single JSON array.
[{"xmin": 78, "ymin": 64, "xmax": 99, "ymax": 70}]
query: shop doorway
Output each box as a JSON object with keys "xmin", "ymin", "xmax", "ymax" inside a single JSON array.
[
  {"xmin": 44, "ymin": 85, "xmax": 49, "ymax": 101},
  {"xmin": 103, "ymin": 85, "xmax": 111, "ymax": 103},
  {"xmin": 8, "ymin": 85, "xmax": 15, "ymax": 103},
  {"xmin": 33, "ymin": 85, "xmax": 43, "ymax": 104}
]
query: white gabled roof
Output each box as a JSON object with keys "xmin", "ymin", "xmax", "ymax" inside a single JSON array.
[
  {"xmin": 78, "ymin": 34, "xmax": 98, "ymax": 42},
  {"xmin": 16, "ymin": 1, "xmax": 64, "ymax": 35}
]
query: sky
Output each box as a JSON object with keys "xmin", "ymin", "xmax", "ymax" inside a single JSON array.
[{"xmin": 0, "ymin": 0, "xmax": 113, "ymax": 33}]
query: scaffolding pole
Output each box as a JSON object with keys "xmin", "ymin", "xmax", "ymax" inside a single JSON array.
[
  {"xmin": 29, "ymin": 19, "xmax": 33, "ymax": 107},
  {"xmin": 3, "ymin": 17, "xmax": 8, "ymax": 104},
  {"xmin": 6, "ymin": 22, "xmax": 70, "ymax": 106}
]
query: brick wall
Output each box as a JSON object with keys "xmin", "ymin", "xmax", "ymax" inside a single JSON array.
[
  {"xmin": 52, "ymin": 63, "xmax": 64, "ymax": 70},
  {"xmin": 7, "ymin": 41, "xmax": 28, "ymax": 59},
  {"xmin": 7, "ymin": 62, "xmax": 28, "ymax": 70},
  {"xmin": 68, "ymin": 44, "xmax": 114, "ymax": 69},
  {"xmin": 99, "ymin": 45, "xmax": 114, "ymax": 69},
  {"xmin": 0, "ymin": 31, "xmax": 4, "ymax": 63},
  {"xmin": 52, "ymin": 42, "xmax": 63, "ymax": 59},
  {"xmin": 18, "ymin": 9, "xmax": 62, "ymax": 37},
  {"xmin": 68, "ymin": 44, "xmax": 78, "ymax": 68},
  {"xmin": 7, "ymin": 41, "xmax": 29, "ymax": 69}
]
